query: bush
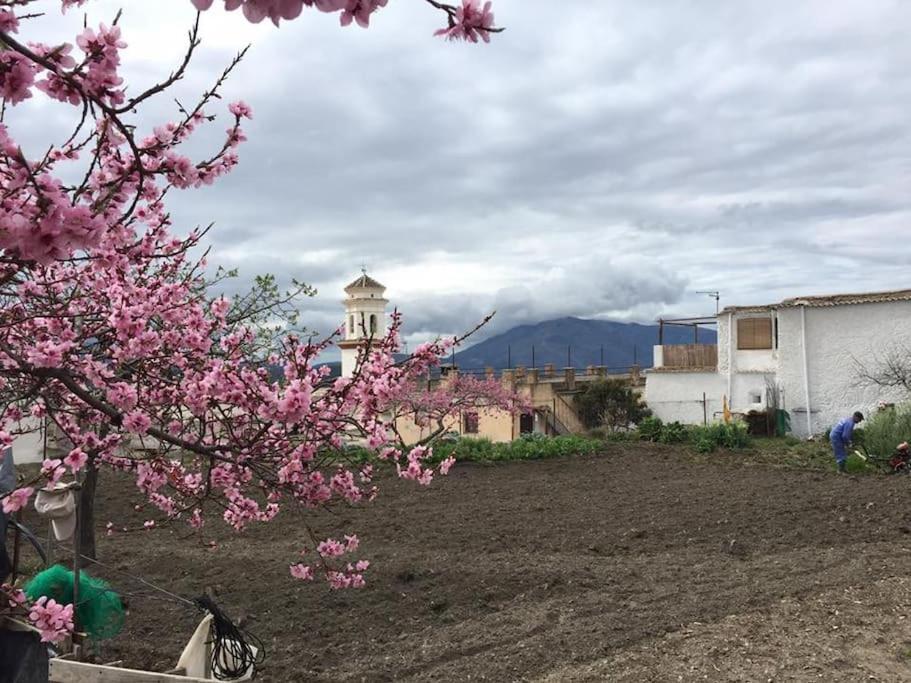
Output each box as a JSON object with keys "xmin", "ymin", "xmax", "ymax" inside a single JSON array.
[
  {"xmin": 519, "ymin": 432, "xmax": 548, "ymax": 442},
  {"xmin": 446, "ymin": 435, "xmax": 602, "ymax": 462},
  {"xmin": 689, "ymin": 421, "xmax": 751, "ymax": 452},
  {"xmin": 574, "ymin": 379, "xmax": 651, "ymax": 431},
  {"xmin": 658, "ymin": 421, "xmax": 689, "ymax": 444},
  {"xmin": 637, "ymin": 416, "xmax": 664, "ymax": 442},
  {"xmin": 861, "ymin": 404, "xmax": 911, "ymax": 456},
  {"xmin": 635, "ymin": 417, "xmax": 688, "ymax": 444},
  {"xmin": 603, "ymin": 431, "xmax": 633, "ymax": 442},
  {"xmin": 694, "ymin": 436, "xmax": 715, "ymax": 453}
]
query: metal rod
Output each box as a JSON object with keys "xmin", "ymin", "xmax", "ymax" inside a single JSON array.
[
  {"xmin": 72, "ymin": 483, "xmax": 82, "ymax": 659},
  {"xmin": 11, "ymin": 509, "xmax": 22, "ymax": 585}
]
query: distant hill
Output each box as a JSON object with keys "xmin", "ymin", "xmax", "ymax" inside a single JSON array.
[{"xmin": 453, "ymin": 317, "xmax": 716, "ymax": 371}]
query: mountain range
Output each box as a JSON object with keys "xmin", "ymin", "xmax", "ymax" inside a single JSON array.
[
  {"xmin": 452, "ymin": 317, "xmax": 716, "ymax": 371},
  {"xmin": 316, "ymin": 318, "xmax": 716, "ymax": 377}
]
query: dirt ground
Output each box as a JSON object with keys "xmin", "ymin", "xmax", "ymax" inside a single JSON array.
[{"xmin": 34, "ymin": 444, "xmax": 911, "ymax": 681}]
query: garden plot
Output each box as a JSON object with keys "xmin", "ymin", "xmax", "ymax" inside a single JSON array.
[{"xmin": 55, "ymin": 445, "xmax": 911, "ymax": 681}]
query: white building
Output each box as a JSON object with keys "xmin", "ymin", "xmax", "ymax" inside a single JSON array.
[
  {"xmin": 338, "ymin": 271, "xmax": 388, "ymax": 378},
  {"xmin": 645, "ymin": 288, "xmax": 911, "ymax": 437}
]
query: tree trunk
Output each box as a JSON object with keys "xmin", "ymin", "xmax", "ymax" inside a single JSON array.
[{"xmin": 78, "ymin": 458, "xmax": 98, "ymax": 560}]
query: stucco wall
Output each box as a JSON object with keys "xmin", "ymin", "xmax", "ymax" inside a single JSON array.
[
  {"xmin": 776, "ymin": 302, "xmax": 911, "ymax": 437},
  {"xmin": 717, "ymin": 313, "xmax": 732, "ymax": 376},
  {"xmin": 729, "ymin": 373, "xmax": 776, "ymax": 414},
  {"xmin": 10, "ymin": 426, "xmax": 44, "ymax": 465},
  {"xmin": 645, "ymin": 371, "xmax": 726, "ymax": 424},
  {"xmin": 394, "ymin": 407, "xmax": 516, "ymax": 445}
]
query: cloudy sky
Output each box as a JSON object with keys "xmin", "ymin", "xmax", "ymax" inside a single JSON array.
[{"xmin": 16, "ymin": 0, "xmax": 911, "ymax": 349}]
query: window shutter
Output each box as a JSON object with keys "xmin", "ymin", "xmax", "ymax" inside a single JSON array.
[{"xmin": 737, "ymin": 317, "xmax": 772, "ymax": 350}]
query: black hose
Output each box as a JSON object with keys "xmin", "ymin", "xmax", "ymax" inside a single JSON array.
[{"xmin": 193, "ymin": 594, "xmax": 265, "ymax": 680}]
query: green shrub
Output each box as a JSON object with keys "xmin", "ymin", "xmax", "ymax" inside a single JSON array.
[
  {"xmin": 862, "ymin": 404, "xmax": 911, "ymax": 456},
  {"xmin": 694, "ymin": 437, "xmax": 715, "ymax": 453},
  {"xmin": 345, "ymin": 434, "xmax": 603, "ymax": 467},
  {"xmin": 637, "ymin": 416, "xmax": 664, "ymax": 442},
  {"xmin": 689, "ymin": 421, "xmax": 751, "ymax": 452},
  {"xmin": 658, "ymin": 421, "xmax": 689, "ymax": 444},
  {"xmin": 574, "ymin": 379, "xmax": 651, "ymax": 431},
  {"xmin": 519, "ymin": 432, "xmax": 548, "ymax": 442},
  {"xmin": 447, "ymin": 435, "xmax": 601, "ymax": 462},
  {"xmin": 604, "ymin": 431, "xmax": 633, "ymax": 442},
  {"xmin": 635, "ymin": 417, "xmax": 689, "ymax": 444}
]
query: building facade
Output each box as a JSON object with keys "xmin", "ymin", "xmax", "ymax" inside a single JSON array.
[{"xmin": 646, "ymin": 288, "xmax": 911, "ymax": 437}]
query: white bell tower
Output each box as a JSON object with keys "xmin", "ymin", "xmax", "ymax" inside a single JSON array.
[{"xmin": 339, "ymin": 270, "xmax": 388, "ymax": 378}]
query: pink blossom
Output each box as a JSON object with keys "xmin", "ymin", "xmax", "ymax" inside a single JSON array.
[
  {"xmin": 210, "ymin": 297, "xmax": 231, "ymax": 319},
  {"xmin": 0, "ymin": 10, "xmax": 20, "ymax": 34},
  {"xmin": 63, "ymin": 447, "xmax": 88, "ymax": 474},
  {"xmin": 27, "ymin": 597, "xmax": 74, "ymax": 643},
  {"xmin": 2, "ymin": 487, "xmax": 33, "ymax": 514},
  {"xmin": 0, "ymin": 51, "xmax": 36, "ymax": 104},
  {"xmin": 26, "ymin": 341, "xmax": 73, "ymax": 368},
  {"xmin": 317, "ymin": 538, "xmax": 346, "ymax": 558},
  {"xmin": 439, "ymin": 455, "xmax": 456, "ymax": 475},
  {"xmin": 434, "ymin": 1, "xmax": 495, "ymax": 43},
  {"xmin": 228, "ymin": 101, "xmax": 253, "ymax": 119},
  {"xmin": 106, "ymin": 383, "xmax": 138, "ymax": 411},
  {"xmin": 123, "ymin": 410, "xmax": 152, "ymax": 435},
  {"xmin": 289, "ymin": 563, "xmax": 314, "ymax": 580}
]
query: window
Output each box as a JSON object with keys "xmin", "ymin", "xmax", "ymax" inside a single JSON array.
[
  {"xmin": 349, "ymin": 315, "xmax": 354, "ymax": 335},
  {"xmin": 369, "ymin": 314, "xmax": 377, "ymax": 335},
  {"xmin": 463, "ymin": 411, "xmax": 479, "ymax": 434},
  {"xmin": 737, "ymin": 317, "xmax": 773, "ymax": 350},
  {"xmin": 519, "ymin": 412, "xmax": 534, "ymax": 434}
]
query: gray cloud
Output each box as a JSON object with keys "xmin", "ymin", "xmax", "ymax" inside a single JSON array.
[{"xmin": 10, "ymin": 0, "xmax": 911, "ymax": 346}]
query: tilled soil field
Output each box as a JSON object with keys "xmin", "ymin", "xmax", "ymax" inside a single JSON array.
[{"xmin": 53, "ymin": 444, "xmax": 911, "ymax": 681}]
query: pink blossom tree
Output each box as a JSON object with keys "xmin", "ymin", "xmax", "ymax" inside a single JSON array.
[
  {"xmin": 0, "ymin": 0, "xmax": 505, "ymax": 642},
  {"xmin": 391, "ymin": 373, "xmax": 531, "ymax": 448}
]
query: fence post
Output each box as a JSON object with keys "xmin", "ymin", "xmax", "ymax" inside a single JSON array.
[{"xmin": 703, "ymin": 392, "xmax": 708, "ymax": 425}]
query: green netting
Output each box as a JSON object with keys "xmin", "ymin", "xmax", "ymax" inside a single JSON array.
[{"xmin": 25, "ymin": 564, "xmax": 125, "ymax": 640}]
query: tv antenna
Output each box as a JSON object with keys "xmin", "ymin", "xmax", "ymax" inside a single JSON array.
[{"xmin": 696, "ymin": 290, "xmax": 721, "ymax": 315}]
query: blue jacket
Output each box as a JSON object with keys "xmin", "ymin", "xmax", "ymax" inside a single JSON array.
[{"xmin": 831, "ymin": 417, "xmax": 855, "ymax": 446}]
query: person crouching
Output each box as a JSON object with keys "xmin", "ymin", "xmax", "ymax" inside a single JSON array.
[{"xmin": 830, "ymin": 411, "xmax": 864, "ymax": 473}]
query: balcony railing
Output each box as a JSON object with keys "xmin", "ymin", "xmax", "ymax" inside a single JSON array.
[{"xmin": 653, "ymin": 344, "xmax": 717, "ymax": 370}]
